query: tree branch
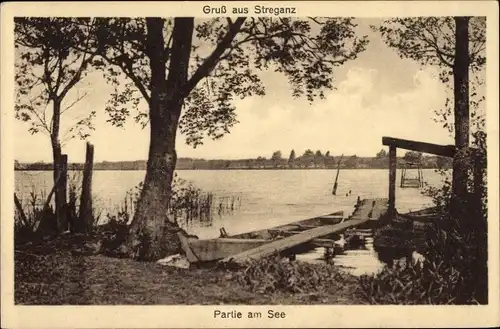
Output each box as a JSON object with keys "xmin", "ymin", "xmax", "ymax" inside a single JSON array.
[
  {"xmin": 53, "ymin": 55, "xmax": 64, "ymax": 92},
  {"xmin": 42, "ymin": 48, "xmax": 55, "ymax": 99},
  {"xmin": 122, "ymin": 56, "xmax": 151, "ymax": 102},
  {"xmin": 27, "ymin": 99, "xmax": 51, "ymax": 135},
  {"xmin": 61, "ymin": 91, "xmax": 90, "ymax": 114},
  {"xmin": 423, "ymin": 27, "xmax": 454, "ymax": 67},
  {"xmin": 307, "ymin": 17, "xmax": 326, "ymax": 25},
  {"xmin": 57, "ymin": 29, "xmax": 95, "ymax": 100},
  {"xmin": 184, "ymin": 17, "xmax": 246, "ymax": 96},
  {"xmin": 23, "ymin": 74, "xmax": 44, "ymax": 91},
  {"xmin": 99, "ymin": 51, "xmax": 151, "ymax": 103},
  {"xmin": 58, "ymin": 55, "xmax": 93, "ymax": 100},
  {"xmin": 470, "ymin": 39, "xmax": 485, "ymax": 59}
]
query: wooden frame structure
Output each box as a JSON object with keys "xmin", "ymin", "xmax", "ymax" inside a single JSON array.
[
  {"xmin": 382, "ymin": 137, "xmax": 456, "ymax": 218},
  {"xmin": 400, "ymin": 161, "xmax": 424, "ymax": 188}
]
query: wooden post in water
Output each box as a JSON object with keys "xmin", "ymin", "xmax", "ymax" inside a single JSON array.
[
  {"xmin": 56, "ymin": 154, "xmax": 68, "ymax": 232},
  {"xmin": 332, "ymin": 154, "xmax": 344, "ymax": 195},
  {"xmin": 79, "ymin": 142, "xmax": 94, "ymax": 233},
  {"xmin": 388, "ymin": 145, "xmax": 397, "ymax": 219},
  {"xmin": 368, "ymin": 200, "xmax": 376, "ymax": 219}
]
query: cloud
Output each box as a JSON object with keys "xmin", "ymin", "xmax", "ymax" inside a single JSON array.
[
  {"xmin": 174, "ymin": 66, "xmax": 450, "ymax": 159},
  {"xmin": 14, "ymin": 25, "xmax": 455, "ymax": 162}
]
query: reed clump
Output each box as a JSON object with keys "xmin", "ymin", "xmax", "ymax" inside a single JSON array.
[
  {"xmin": 116, "ymin": 175, "xmax": 242, "ymax": 229},
  {"xmin": 170, "ymin": 177, "xmax": 242, "ymax": 228},
  {"xmin": 14, "ymin": 186, "xmax": 54, "ymax": 243},
  {"xmin": 15, "ymin": 172, "xmax": 103, "ymax": 246}
]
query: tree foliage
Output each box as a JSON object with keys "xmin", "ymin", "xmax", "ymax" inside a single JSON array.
[
  {"xmin": 374, "ymin": 17, "xmax": 485, "ymax": 79},
  {"xmin": 373, "ymin": 17, "xmax": 486, "ymax": 133},
  {"xmin": 92, "ymin": 17, "xmax": 368, "ymax": 147},
  {"xmin": 271, "ymin": 150, "xmax": 282, "ymax": 160},
  {"xmin": 403, "ymin": 151, "xmax": 423, "ymax": 164},
  {"xmin": 270, "ymin": 150, "xmax": 282, "ymax": 167},
  {"xmin": 302, "ymin": 149, "xmax": 315, "ymax": 157},
  {"xmin": 376, "ymin": 149, "xmax": 387, "ymax": 158},
  {"xmin": 14, "ymin": 18, "xmax": 98, "ymax": 145}
]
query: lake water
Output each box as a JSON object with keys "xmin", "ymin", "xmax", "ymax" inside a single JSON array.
[{"xmin": 15, "ymin": 169, "xmax": 445, "ymax": 276}]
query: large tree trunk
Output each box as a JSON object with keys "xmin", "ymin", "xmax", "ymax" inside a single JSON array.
[
  {"xmin": 451, "ymin": 17, "xmax": 470, "ymax": 209},
  {"xmin": 122, "ymin": 17, "xmax": 195, "ymax": 260},
  {"xmin": 124, "ymin": 111, "xmax": 180, "ymax": 260}
]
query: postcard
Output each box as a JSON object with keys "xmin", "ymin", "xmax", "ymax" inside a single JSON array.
[{"xmin": 1, "ymin": 1, "xmax": 499, "ymax": 328}]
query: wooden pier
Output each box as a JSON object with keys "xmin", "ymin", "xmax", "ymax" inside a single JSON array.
[
  {"xmin": 220, "ymin": 198, "xmax": 388, "ymax": 265},
  {"xmin": 351, "ymin": 198, "xmax": 388, "ymax": 220}
]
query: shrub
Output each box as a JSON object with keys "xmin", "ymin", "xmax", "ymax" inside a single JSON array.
[
  {"xmin": 359, "ymin": 131, "xmax": 488, "ymax": 305},
  {"xmin": 99, "ymin": 209, "xmax": 130, "ymax": 255},
  {"xmin": 231, "ymin": 256, "xmax": 351, "ymax": 294}
]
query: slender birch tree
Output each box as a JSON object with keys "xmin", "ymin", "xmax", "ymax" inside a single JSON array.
[{"xmin": 15, "ymin": 18, "xmax": 99, "ymax": 232}]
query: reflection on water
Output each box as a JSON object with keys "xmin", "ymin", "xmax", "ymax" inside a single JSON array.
[
  {"xmin": 295, "ymin": 231, "xmax": 412, "ymax": 276},
  {"xmin": 374, "ymin": 245, "xmax": 413, "ymax": 268}
]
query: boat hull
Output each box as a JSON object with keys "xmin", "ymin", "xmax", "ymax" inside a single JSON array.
[
  {"xmin": 182, "ymin": 237, "xmax": 269, "ymax": 262},
  {"xmin": 178, "ymin": 211, "xmax": 344, "ymax": 263}
]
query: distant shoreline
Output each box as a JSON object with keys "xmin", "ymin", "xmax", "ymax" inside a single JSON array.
[
  {"xmin": 14, "ymin": 155, "xmax": 452, "ymax": 171},
  {"xmin": 14, "ymin": 167, "xmax": 447, "ymax": 171}
]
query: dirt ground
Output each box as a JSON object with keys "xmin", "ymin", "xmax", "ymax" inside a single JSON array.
[{"xmin": 14, "ymin": 242, "xmax": 365, "ymax": 305}]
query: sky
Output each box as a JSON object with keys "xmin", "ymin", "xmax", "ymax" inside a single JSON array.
[{"xmin": 14, "ymin": 18, "xmax": 457, "ymax": 163}]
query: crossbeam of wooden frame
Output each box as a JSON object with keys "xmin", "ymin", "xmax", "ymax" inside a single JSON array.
[{"xmin": 382, "ymin": 136, "xmax": 456, "ymax": 158}]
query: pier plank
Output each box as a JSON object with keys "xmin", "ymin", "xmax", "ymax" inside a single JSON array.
[
  {"xmin": 221, "ymin": 219, "xmax": 367, "ymax": 264},
  {"xmin": 220, "ymin": 198, "xmax": 388, "ymax": 265},
  {"xmin": 311, "ymin": 238, "xmax": 337, "ymax": 248}
]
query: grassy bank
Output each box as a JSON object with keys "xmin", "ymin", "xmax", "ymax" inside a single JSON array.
[{"xmin": 15, "ymin": 237, "xmax": 364, "ymax": 305}]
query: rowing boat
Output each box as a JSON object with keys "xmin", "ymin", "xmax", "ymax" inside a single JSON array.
[
  {"xmin": 177, "ymin": 211, "xmax": 345, "ymax": 263},
  {"xmin": 397, "ymin": 206, "xmax": 441, "ymax": 229}
]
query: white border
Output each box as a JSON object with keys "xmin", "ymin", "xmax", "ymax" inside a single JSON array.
[{"xmin": 1, "ymin": 1, "xmax": 499, "ymax": 328}]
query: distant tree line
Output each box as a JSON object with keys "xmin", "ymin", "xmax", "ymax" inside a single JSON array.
[{"xmin": 15, "ymin": 149, "xmax": 453, "ymax": 171}]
